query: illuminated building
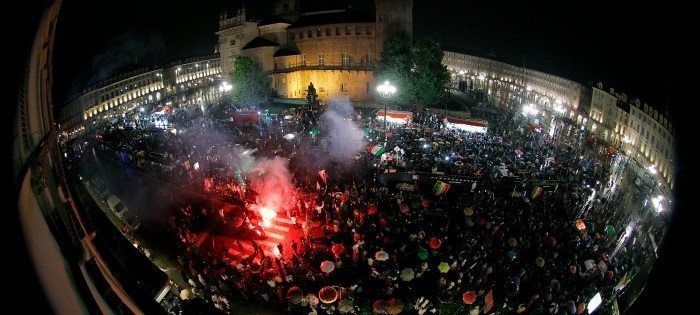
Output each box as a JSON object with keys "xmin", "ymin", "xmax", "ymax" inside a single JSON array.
[
  {"xmin": 217, "ymin": 0, "xmax": 414, "ymax": 102},
  {"xmin": 58, "ymin": 57, "xmax": 222, "ymax": 139}
]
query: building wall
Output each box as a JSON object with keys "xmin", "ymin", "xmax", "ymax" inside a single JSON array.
[
  {"xmin": 273, "ymin": 69, "xmax": 374, "ymax": 101},
  {"xmin": 443, "ymin": 51, "xmax": 582, "ymax": 119},
  {"xmin": 588, "ymin": 86, "xmax": 618, "ymax": 142},
  {"xmin": 289, "ymin": 23, "xmax": 376, "ymax": 66},
  {"xmin": 59, "ymin": 57, "xmax": 222, "ymax": 139},
  {"xmin": 259, "ymin": 23, "xmax": 291, "ymax": 46},
  {"xmin": 274, "ymin": 22, "xmax": 377, "ymax": 101},
  {"xmin": 217, "ymin": 8, "xmax": 259, "ymax": 75},
  {"xmin": 243, "ymin": 46, "xmax": 279, "ymax": 73},
  {"xmin": 375, "ymin": 0, "xmax": 413, "ymax": 54},
  {"xmin": 625, "ymin": 101, "xmax": 675, "ymax": 185}
]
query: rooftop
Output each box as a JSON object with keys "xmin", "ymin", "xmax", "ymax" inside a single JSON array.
[{"xmin": 242, "ymin": 37, "xmax": 280, "ymax": 50}]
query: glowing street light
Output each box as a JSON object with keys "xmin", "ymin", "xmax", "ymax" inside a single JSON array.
[
  {"xmin": 219, "ymin": 81, "xmax": 232, "ymax": 92},
  {"xmin": 377, "ymin": 81, "xmax": 397, "ymax": 134},
  {"xmin": 648, "ymin": 165, "xmax": 657, "ymax": 174}
]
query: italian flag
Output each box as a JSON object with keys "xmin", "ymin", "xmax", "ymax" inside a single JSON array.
[
  {"xmin": 367, "ymin": 144, "xmax": 386, "ymax": 156},
  {"xmin": 433, "ymin": 180, "xmax": 451, "ymax": 196}
]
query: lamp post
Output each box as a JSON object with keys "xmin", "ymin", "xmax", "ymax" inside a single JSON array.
[{"xmin": 377, "ymin": 81, "xmax": 396, "ymax": 136}]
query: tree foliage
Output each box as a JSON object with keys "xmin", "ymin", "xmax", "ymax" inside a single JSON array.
[
  {"xmin": 375, "ymin": 34, "xmax": 450, "ymax": 108},
  {"xmin": 230, "ymin": 55, "xmax": 273, "ymax": 107}
]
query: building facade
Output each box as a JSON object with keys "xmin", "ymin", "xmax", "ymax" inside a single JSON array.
[
  {"xmin": 587, "ymin": 83, "xmax": 619, "ymax": 143},
  {"xmin": 442, "ymin": 51, "xmax": 582, "ymax": 120},
  {"xmin": 58, "ymin": 57, "xmax": 222, "ymax": 139},
  {"xmin": 217, "ymin": 0, "xmax": 413, "ymax": 102},
  {"xmin": 624, "ymin": 100, "xmax": 675, "ymax": 186}
]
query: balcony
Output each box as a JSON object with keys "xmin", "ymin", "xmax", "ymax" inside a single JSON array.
[{"xmin": 271, "ymin": 61, "xmax": 374, "ymax": 74}]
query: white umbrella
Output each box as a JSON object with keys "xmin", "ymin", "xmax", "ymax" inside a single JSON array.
[
  {"xmin": 400, "ymin": 268, "xmax": 415, "ymax": 281},
  {"xmin": 321, "ymin": 260, "xmax": 336, "ymax": 273},
  {"xmin": 375, "ymin": 250, "xmax": 389, "ymax": 261},
  {"xmin": 338, "ymin": 299, "xmax": 354, "ymax": 313},
  {"xmin": 284, "ymin": 133, "xmax": 295, "ymax": 140},
  {"xmin": 284, "ymin": 115, "xmax": 294, "ymax": 120},
  {"xmin": 179, "ymin": 289, "xmax": 191, "ymax": 300}
]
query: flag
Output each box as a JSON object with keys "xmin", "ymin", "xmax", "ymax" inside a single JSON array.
[
  {"xmin": 433, "ymin": 181, "xmax": 451, "ymax": 196},
  {"xmin": 531, "ymin": 186, "xmax": 543, "ymax": 199},
  {"xmin": 319, "ymin": 169, "xmax": 328, "ymax": 183},
  {"xmin": 368, "ymin": 144, "xmax": 386, "ymax": 157},
  {"xmin": 484, "ymin": 289, "xmax": 494, "ymax": 313}
]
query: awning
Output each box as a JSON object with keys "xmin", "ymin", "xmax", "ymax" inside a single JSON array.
[
  {"xmin": 377, "ymin": 110, "xmax": 413, "ymax": 124},
  {"xmin": 443, "ymin": 116, "xmax": 488, "ymax": 133}
]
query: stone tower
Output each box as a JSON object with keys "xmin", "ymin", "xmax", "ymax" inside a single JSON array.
[
  {"xmin": 273, "ymin": 0, "xmax": 300, "ymax": 22},
  {"xmin": 375, "ymin": 0, "xmax": 413, "ymax": 55}
]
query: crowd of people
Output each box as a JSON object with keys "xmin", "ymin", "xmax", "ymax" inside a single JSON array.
[{"xmin": 93, "ymin": 100, "xmax": 664, "ymax": 314}]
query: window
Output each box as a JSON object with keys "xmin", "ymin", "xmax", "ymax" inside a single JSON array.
[
  {"xmin": 301, "ymin": 54, "xmax": 306, "ymax": 66},
  {"xmin": 229, "ymin": 39, "xmax": 236, "ymax": 46},
  {"xmin": 336, "ymin": 27, "xmax": 340, "ymax": 35},
  {"xmin": 318, "ymin": 54, "xmax": 324, "ymax": 66},
  {"xmin": 283, "ymin": 3, "xmax": 289, "ymax": 11},
  {"xmin": 326, "ymin": 28, "xmax": 331, "ymax": 36},
  {"xmin": 299, "ymin": 31, "xmax": 303, "ymax": 39},
  {"xmin": 342, "ymin": 53, "xmax": 350, "ymax": 66},
  {"xmin": 355, "ymin": 26, "xmax": 361, "ymax": 35},
  {"xmin": 345, "ymin": 26, "xmax": 351, "ymax": 35},
  {"xmin": 317, "ymin": 28, "xmax": 322, "ymax": 37},
  {"xmin": 290, "ymin": 32, "xmax": 295, "ymax": 40},
  {"xmin": 308, "ymin": 30, "xmax": 313, "ymax": 38},
  {"xmin": 366, "ymin": 26, "xmax": 372, "ymax": 35},
  {"xmin": 340, "ymin": 83, "xmax": 348, "ymax": 92}
]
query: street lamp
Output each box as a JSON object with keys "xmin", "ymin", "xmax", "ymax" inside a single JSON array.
[
  {"xmin": 219, "ymin": 81, "xmax": 232, "ymax": 93},
  {"xmin": 377, "ymin": 81, "xmax": 396, "ymax": 133}
]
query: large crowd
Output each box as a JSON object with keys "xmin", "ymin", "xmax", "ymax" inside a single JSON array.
[{"xmin": 95, "ymin": 101, "xmax": 663, "ymax": 315}]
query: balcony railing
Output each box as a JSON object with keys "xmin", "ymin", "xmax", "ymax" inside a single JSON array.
[{"xmin": 271, "ymin": 62, "xmax": 374, "ymax": 73}]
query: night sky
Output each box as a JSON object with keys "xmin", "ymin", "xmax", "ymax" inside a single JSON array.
[{"xmin": 54, "ymin": 0, "xmax": 673, "ymax": 112}]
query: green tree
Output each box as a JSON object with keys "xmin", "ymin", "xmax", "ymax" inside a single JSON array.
[
  {"xmin": 230, "ymin": 55, "xmax": 273, "ymax": 106},
  {"xmin": 374, "ymin": 32, "xmax": 416, "ymax": 105},
  {"xmin": 375, "ymin": 34, "xmax": 450, "ymax": 108},
  {"xmin": 412, "ymin": 38, "xmax": 450, "ymax": 107}
]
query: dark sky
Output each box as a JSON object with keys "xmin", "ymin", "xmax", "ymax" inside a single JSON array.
[{"xmin": 54, "ymin": 0, "xmax": 674, "ymax": 113}]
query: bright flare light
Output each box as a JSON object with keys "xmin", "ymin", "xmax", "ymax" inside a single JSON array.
[{"xmin": 259, "ymin": 206, "xmax": 277, "ymax": 227}]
